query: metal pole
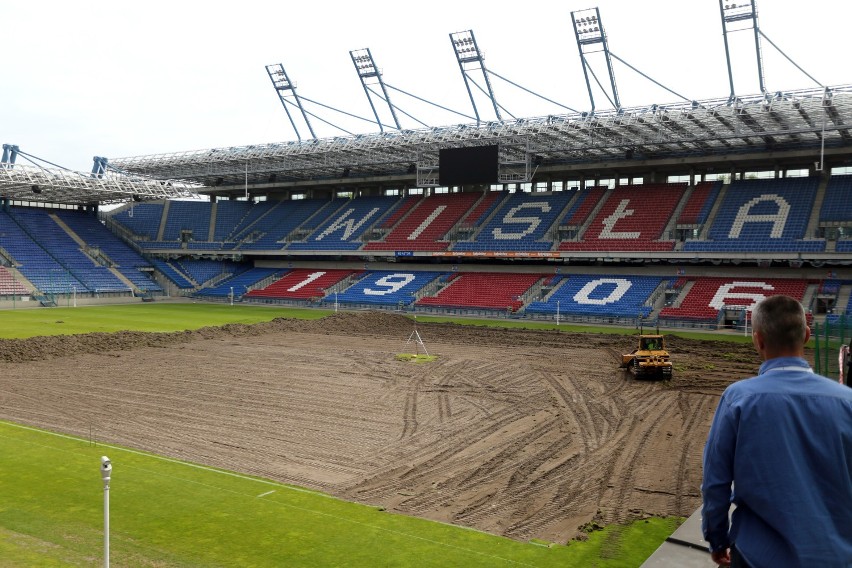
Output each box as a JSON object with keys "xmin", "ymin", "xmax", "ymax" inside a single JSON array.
[
  {"xmin": 335, "ymin": 291, "xmax": 338, "ymax": 313},
  {"xmin": 814, "ymin": 321, "xmax": 821, "ymax": 375},
  {"xmin": 104, "ymin": 482, "xmax": 109, "ymax": 568},
  {"xmin": 719, "ymin": 0, "xmax": 737, "ymax": 102},
  {"xmin": 556, "ymin": 300, "xmax": 560, "ymax": 326},
  {"xmin": 100, "ymin": 456, "xmax": 112, "ymax": 568},
  {"xmin": 230, "ymin": 287, "xmax": 234, "ymax": 306}
]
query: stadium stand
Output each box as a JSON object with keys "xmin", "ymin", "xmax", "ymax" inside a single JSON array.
[
  {"xmin": 227, "ymin": 200, "xmax": 281, "ymax": 242},
  {"xmin": 676, "ymin": 181, "xmax": 722, "ymax": 225},
  {"xmin": 332, "ymin": 270, "xmax": 445, "ymax": 307},
  {"xmin": 457, "ymin": 190, "xmax": 506, "ymax": 228},
  {"xmin": 820, "ymin": 175, "xmax": 852, "ymax": 252},
  {"xmin": 161, "ymin": 201, "xmax": 212, "ymax": 242},
  {"xmin": 0, "ymin": 266, "xmax": 29, "ymax": 295},
  {"xmin": 174, "ymin": 259, "xmax": 240, "ymax": 286},
  {"xmin": 55, "ymin": 209, "xmax": 162, "ymax": 292},
  {"xmin": 195, "ymin": 267, "xmax": 283, "ymax": 299},
  {"xmin": 819, "ymin": 174, "xmax": 852, "ymax": 223},
  {"xmin": 149, "ymin": 259, "xmax": 195, "ymax": 290},
  {"xmin": 416, "ymin": 272, "xmax": 541, "ymax": 311},
  {"xmin": 364, "ymin": 192, "xmax": 480, "ymax": 251},
  {"xmin": 378, "ymin": 196, "xmax": 421, "ymax": 229},
  {"xmin": 560, "ymin": 186, "xmax": 607, "ymax": 226},
  {"xmin": 110, "ymin": 202, "xmax": 165, "ymax": 240},
  {"xmin": 213, "ymin": 201, "xmax": 253, "ymax": 242},
  {"xmin": 659, "ymin": 277, "xmax": 810, "ymax": 322},
  {"xmin": 684, "ymin": 177, "xmax": 824, "ymax": 252},
  {"xmin": 559, "ymin": 183, "xmax": 684, "ymax": 251},
  {"xmin": 245, "ymin": 268, "xmax": 356, "ymax": 300},
  {"xmin": 526, "ymin": 275, "xmax": 671, "ymax": 318},
  {"xmin": 0, "ymin": 209, "xmax": 86, "ymax": 294},
  {"xmin": 6, "ymin": 208, "xmax": 127, "ymax": 293},
  {"xmin": 453, "ymin": 191, "xmax": 574, "ymax": 251},
  {"xmin": 287, "ymin": 196, "xmax": 400, "ymax": 250},
  {"xmin": 239, "ymin": 199, "xmax": 332, "ymax": 250}
]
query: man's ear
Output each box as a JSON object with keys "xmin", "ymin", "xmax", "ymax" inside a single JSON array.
[
  {"xmin": 752, "ymin": 329, "xmax": 765, "ymax": 355},
  {"xmin": 803, "ymin": 326, "xmax": 811, "ymax": 345}
]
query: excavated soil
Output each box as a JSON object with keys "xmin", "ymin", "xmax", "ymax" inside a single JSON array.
[{"xmin": 0, "ymin": 311, "xmax": 763, "ymax": 543}]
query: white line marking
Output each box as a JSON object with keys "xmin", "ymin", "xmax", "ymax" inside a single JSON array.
[{"xmin": 257, "ymin": 490, "xmax": 276, "ymax": 498}]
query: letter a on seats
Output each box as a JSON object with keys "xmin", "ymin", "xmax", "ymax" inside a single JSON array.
[{"xmin": 728, "ymin": 194, "xmax": 790, "ymax": 238}]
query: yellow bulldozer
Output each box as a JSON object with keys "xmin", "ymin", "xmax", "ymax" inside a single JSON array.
[{"xmin": 620, "ymin": 334, "xmax": 673, "ymax": 379}]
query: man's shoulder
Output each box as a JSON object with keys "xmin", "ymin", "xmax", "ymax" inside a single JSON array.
[
  {"xmin": 722, "ymin": 371, "xmax": 852, "ymax": 404},
  {"xmin": 810, "ymin": 375, "xmax": 852, "ymax": 400}
]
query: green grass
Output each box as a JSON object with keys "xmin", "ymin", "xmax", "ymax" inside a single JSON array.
[
  {"xmin": 396, "ymin": 353, "xmax": 439, "ymax": 363},
  {"xmin": 0, "ymin": 421, "xmax": 681, "ymax": 567},
  {"xmin": 0, "ymin": 303, "xmax": 331, "ymax": 339}
]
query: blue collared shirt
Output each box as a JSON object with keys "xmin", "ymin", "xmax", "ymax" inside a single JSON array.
[{"xmin": 702, "ymin": 356, "xmax": 852, "ymax": 568}]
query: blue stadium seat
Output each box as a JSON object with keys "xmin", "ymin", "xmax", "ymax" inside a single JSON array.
[
  {"xmin": 3, "ymin": 208, "xmax": 127, "ymax": 293},
  {"xmin": 453, "ymin": 192, "xmax": 573, "ymax": 252},
  {"xmin": 684, "ymin": 178, "xmax": 824, "ymax": 252},
  {"xmin": 526, "ymin": 275, "xmax": 670, "ymax": 318},
  {"xmin": 333, "ymin": 270, "xmax": 445, "ymax": 306},
  {"xmin": 820, "ymin": 174, "xmax": 852, "ymax": 223},
  {"xmin": 288, "ymin": 197, "xmax": 400, "ymax": 251},
  {"xmin": 110, "ymin": 202, "xmax": 165, "ymax": 240},
  {"xmin": 241, "ymin": 199, "xmax": 332, "ymax": 249},
  {"xmin": 56, "ymin": 210, "xmax": 162, "ymax": 292},
  {"xmin": 195, "ymin": 267, "xmax": 283, "ymax": 298},
  {"xmin": 162, "ymin": 201, "xmax": 213, "ymax": 241}
]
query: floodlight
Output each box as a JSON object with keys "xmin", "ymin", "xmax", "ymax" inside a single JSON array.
[{"xmin": 100, "ymin": 456, "xmax": 112, "ymax": 483}]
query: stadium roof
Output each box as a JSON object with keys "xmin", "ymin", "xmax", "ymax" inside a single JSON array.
[
  {"xmin": 109, "ymin": 85, "xmax": 852, "ymax": 190},
  {"xmin": 4, "ymin": 86, "xmax": 851, "ymax": 206},
  {"xmin": 0, "ymin": 164, "xmax": 200, "ymax": 206}
]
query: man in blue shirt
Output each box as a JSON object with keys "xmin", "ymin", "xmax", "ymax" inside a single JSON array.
[{"xmin": 702, "ymin": 294, "xmax": 852, "ymax": 567}]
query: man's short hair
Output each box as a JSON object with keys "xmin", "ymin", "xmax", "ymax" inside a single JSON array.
[{"xmin": 751, "ymin": 295, "xmax": 808, "ymax": 352}]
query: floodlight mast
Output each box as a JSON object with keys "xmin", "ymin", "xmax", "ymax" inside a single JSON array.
[
  {"xmin": 1, "ymin": 144, "xmax": 19, "ymax": 168},
  {"xmin": 265, "ymin": 64, "xmax": 317, "ymax": 141},
  {"xmin": 91, "ymin": 156, "xmax": 108, "ymax": 178},
  {"xmin": 449, "ymin": 30, "xmax": 502, "ymax": 125},
  {"xmin": 719, "ymin": 0, "xmax": 766, "ymax": 100},
  {"xmin": 572, "ymin": 7, "xmax": 620, "ymax": 113},
  {"xmin": 350, "ymin": 48, "xmax": 401, "ymax": 133}
]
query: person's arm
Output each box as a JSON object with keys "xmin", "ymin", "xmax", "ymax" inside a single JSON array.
[{"xmin": 702, "ymin": 393, "xmax": 737, "ymax": 559}]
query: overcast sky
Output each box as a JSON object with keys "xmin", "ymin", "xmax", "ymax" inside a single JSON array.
[{"xmin": 4, "ymin": 0, "xmax": 850, "ymax": 172}]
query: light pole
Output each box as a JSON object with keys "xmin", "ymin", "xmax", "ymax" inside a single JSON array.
[{"xmin": 100, "ymin": 456, "xmax": 112, "ymax": 568}]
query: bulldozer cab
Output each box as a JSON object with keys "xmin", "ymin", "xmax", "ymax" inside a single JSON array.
[{"xmin": 639, "ymin": 335, "xmax": 664, "ymax": 351}]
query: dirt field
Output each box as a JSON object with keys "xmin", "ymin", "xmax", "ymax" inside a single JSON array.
[{"xmin": 0, "ymin": 312, "xmax": 762, "ymax": 543}]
